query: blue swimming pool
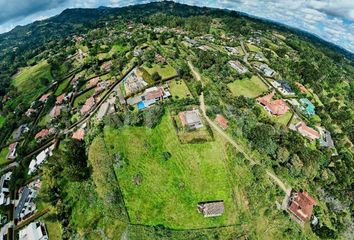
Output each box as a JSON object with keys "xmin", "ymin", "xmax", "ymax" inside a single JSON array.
[{"xmin": 137, "ymin": 101, "xmax": 145, "ymax": 110}]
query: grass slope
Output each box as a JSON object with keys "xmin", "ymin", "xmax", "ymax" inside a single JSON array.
[
  {"xmin": 103, "ymin": 114, "xmax": 237, "ymax": 229},
  {"xmin": 168, "ymin": 79, "xmax": 192, "ymax": 99},
  {"xmin": 143, "ymin": 64, "xmax": 177, "ymax": 80}
]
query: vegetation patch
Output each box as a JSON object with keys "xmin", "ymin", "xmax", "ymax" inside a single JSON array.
[
  {"xmin": 0, "ymin": 115, "xmax": 5, "ymax": 128},
  {"xmin": 143, "ymin": 64, "xmax": 177, "ymax": 80},
  {"xmin": 227, "ymin": 75, "xmax": 268, "ymax": 98},
  {"xmin": 55, "ymin": 77, "xmax": 70, "ymax": 96},
  {"xmin": 103, "ymin": 114, "xmax": 237, "ymax": 229},
  {"xmin": 73, "ymin": 89, "xmax": 94, "ymax": 107},
  {"xmin": 247, "ymin": 44, "xmax": 262, "ymax": 52}
]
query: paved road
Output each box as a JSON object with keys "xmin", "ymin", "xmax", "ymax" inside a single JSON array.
[{"xmin": 189, "ymin": 61, "xmax": 291, "ymax": 195}]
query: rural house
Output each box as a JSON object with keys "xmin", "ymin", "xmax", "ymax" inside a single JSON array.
[
  {"xmin": 257, "ymin": 91, "xmax": 289, "ymax": 116},
  {"xmin": 14, "ymin": 180, "xmax": 41, "ymax": 221},
  {"xmin": 292, "ymin": 121, "xmax": 320, "ymax": 141},
  {"xmin": 13, "ymin": 124, "xmax": 29, "ymax": 141},
  {"xmin": 56, "ymin": 93, "xmax": 65, "ymax": 105},
  {"xmin": 34, "ymin": 128, "xmax": 55, "ymax": 142},
  {"xmin": 135, "ymin": 86, "xmax": 171, "ymax": 110},
  {"xmin": 178, "ymin": 110, "xmax": 203, "ymax": 130},
  {"xmin": 72, "ymin": 128, "xmax": 85, "ymax": 141},
  {"xmin": 256, "ymin": 63, "xmax": 275, "ymax": 77},
  {"xmin": 28, "ymin": 145, "xmax": 55, "ymax": 175},
  {"xmin": 6, "ymin": 142, "xmax": 18, "ymax": 160},
  {"xmin": 295, "ymin": 82, "xmax": 307, "ymax": 93},
  {"xmin": 287, "ymin": 190, "xmax": 317, "ymax": 226},
  {"xmin": 197, "ymin": 201, "xmax": 225, "ymax": 217},
  {"xmin": 228, "ymin": 60, "xmax": 248, "ymax": 74},
  {"xmin": 19, "ymin": 221, "xmax": 48, "ymax": 240},
  {"xmin": 38, "ymin": 93, "xmax": 51, "ymax": 103},
  {"xmin": 0, "ymin": 172, "xmax": 12, "ymax": 206},
  {"xmin": 318, "ymin": 127, "xmax": 335, "ymax": 148},
  {"xmin": 215, "ymin": 114, "xmax": 229, "ymax": 130},
  {"xmin": 50, "ymin": 105, "xmax": 61, "ymax": 118},
  {"xmin": 80, "ymin": 97, "xmax": 95, "ymax": 115}
]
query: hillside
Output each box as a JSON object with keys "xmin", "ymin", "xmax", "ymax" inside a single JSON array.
[{"xmin": 0, "ymin": 1, "xmax": 353, "ymax": 240}]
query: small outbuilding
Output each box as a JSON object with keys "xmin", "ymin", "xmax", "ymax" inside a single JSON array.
[{"xmin": 197, "ymin": 201, "xmax": 224, "ymax": 217}]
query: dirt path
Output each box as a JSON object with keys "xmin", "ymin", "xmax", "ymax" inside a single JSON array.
[{"xmin": 188, "ymin": 62, "xmax": 292, "ymax": 195}]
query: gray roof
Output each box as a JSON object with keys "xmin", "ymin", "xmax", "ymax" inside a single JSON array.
[
  {"xmin": 197, "ymin": 201, "xmax": 224, "ymax": 217},
  {"xmin": 185, "ymin": 111, "xmax": 201, "ymax": 125},
  {"xmin": 14, "ymin": 187, "xmax": 31, "ymax": 219}
]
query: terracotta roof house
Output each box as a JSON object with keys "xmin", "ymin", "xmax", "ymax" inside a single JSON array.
[
  {"xmin": 86, "ymin": 77, "xmax": 100, "ymax": 89},
  {"xmin": 215, "ymin": 114, "xmax": 229, "ymax": 130},
  {"xmin": 50, "ymin": 105, "xmax": 61, "ymax": 118},
  {"xmin": 72, "ymin": 129, "xmax": 85, "ymax": 141},
  {"xmin": 25, "ymin": 108, "xmax": 37, "ymax": 117},
  {"xmin": 197, "ymin": 201, "xmax": 224, "ymax": 217},
  {"xmin": 294, "ymin": 122, "xmax": 320, "ymax": 141},
  {"xmin": 295, "ymin": 82, "xmax": 307, "ymax": 93},
  {"xmin": 38, "ymin": 93, "xmax": 51, "ymax": 103},
  {"xmin": 287, "ymin": 190, "xmax": 317, "ymax": 225},
  {"xmin": 34, "ymin": 128, "xmax": 54, "ymax": 141},
  {"xmin": 178, "ymin": 110, "xmax": 203, "ymax": 130},
  {"xmin": 257, "ymin": 91, "xmax": 289, "ymax": 116},
  {"xmin": 7, "ymin": 142, "xmax": 18, "ymax": 160},
  {"xmin": 80, "ymin": 97, "xmax": 95, "ymax": 115},
  {"xmin": 135, "ymin": 86, "xmax": 171, "ymax": 110},
  {"xmin": 101, "ymin": 61, "xmax": 112, "ymax": 72},
  {"xmin": 56, "ymin": 94, "xmax": 65, "ymax": 105}
]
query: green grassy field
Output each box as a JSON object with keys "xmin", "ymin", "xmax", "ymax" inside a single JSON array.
[
  {"xmin": 103, "ymin": 114, "xmax": 237, "ymax": 229},
  {"xmin": 247, "ymin": 44, "xmax": 262, "ymax": 53},
  {"xmin": 143, "ymin": 64, "xmax": 177, "ymax": 80},
  {"xmin": 168, "ymin": 79, "xmax": 192, "ymax": 99},
  {"xmin": 0, "ymin": 147, "xmax": 9, "ymax": 165},
  {"xmin": 0, "ymin": 115, "xmax": 5, "ymax": 128},
  {"xmin": 38, "ymin": 113, "xmax": 52, "ymax": 127},
  {"xmin": 12, "ymin": 61, "xmax": 53, "ymax": 104},
  {"xmin": 73, "ymin": 89, "xmax": 94, "ymax": 107},
  {"xmin": 54, "ymin": 77, "xmax": 70, "ymax": 96},
  {"xmin": 228, "ymin": 75, "xmax": 268, "ymax": 98}
]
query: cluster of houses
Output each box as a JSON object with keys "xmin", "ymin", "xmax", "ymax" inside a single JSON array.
[{"xmin": 28, "ymin": 144, "xmax": 55, "ymax": 175}]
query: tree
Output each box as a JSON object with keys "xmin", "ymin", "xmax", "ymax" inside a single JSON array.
[{"xmin": 151, "ymin": 72, "xmax": 162, "ymax": 82}]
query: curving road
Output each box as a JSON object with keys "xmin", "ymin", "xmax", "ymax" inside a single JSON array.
[{"xmin": 188, "ymin": 61, "xmax": 291, "ymax": 195}]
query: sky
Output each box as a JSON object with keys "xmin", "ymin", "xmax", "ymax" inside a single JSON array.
[{"xmin": 0, "ymin": 0, "xmax": 354, "ymax": 52}]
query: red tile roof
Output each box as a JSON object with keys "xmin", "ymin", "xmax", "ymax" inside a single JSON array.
[
  {"xmin": 56, "ymin": 94, "xmax": 65, "ymax": 105},
  {"xmin": 7, "ymin": 142, "xmax": 18, "ymax": 160},
  {"xmin": 39, "ymin": 93, "xmax": 51, "ymax": 102},
  {"xmin": 295, "ymin": 82, "xmax": 307, "ymax": 93},
  {"xmin": 178, "ymin": 112, "xmax": 187, "ymax": 126},
  {"xmin": 145, "ymin": 87, "xmax": 164, "ymax": 101},
  {"xmin": 257, "ymin": 91, "xmax": 289, "ymax": 116},
  {"xmin": 215, "ymin": 114, "xmax": 229, "ymax": 129},
  {"xmin": 288, "ymin": 191, "xmax": 317, "ymax": 223},
  {"xmin": 87, "ymin": 77, "xmax": 100, "ymax": 89},
  {"xmin": 80, "ymin": 97, "xmax": 95, "ymax": 115},
  {"xmin": 35, "ymin": 128, "xmax": 54, "ymax": 140},
  {"xmin": 50, "ymin": 105, "xmax": 61, "ymax": 118},
  {"xmin": 72, "ymin": 129, "xmax": 85, "ymax": 140},
  {"xmin": 295, "ymin": 122, "xmax": 320, "ymax": 141}
]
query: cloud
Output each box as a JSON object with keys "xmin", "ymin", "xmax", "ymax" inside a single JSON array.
[{"xmin": 0, "ymin": 0, "xmax": 69, "ymax": 25}]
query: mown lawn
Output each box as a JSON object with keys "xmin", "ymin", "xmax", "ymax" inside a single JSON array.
[
  {"xmin": 143, "ymin": 64, "xmax": 177, "ymax": 80},
  {"xmin": 228, "ymin": 75, "xmax": 268, "ymax": 98},
  {"xmin": 168, "ymin": 79, "xmax": 192, "ymax": 99},
  {"xmin": 44, "ymin": 220, "xmax": 62, "ymax": 240},
  {"xmin": 103, "ymin": 113, "xmax": 237, "ymax": 229}
]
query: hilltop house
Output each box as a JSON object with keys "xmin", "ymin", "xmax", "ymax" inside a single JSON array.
[
  {"xmin": 197, "ymin": 201, "xmax": 224, "ymax": 217},
  {"xmin": 19, "ymin": 221, "xmax": 48, "ymax": 240},
  {"xmin": 38, "ymin": 93, "xmax": 51, "ymax": 103},
  {"xmin": 287, "ymin": 190, "xmax": 317, "ymax": 226},
  {"xmin": 0, "ymin": 172, "xmax": 12, "ymax": 206},
  {"xmin": 56, "ymin": 94, "xmax": 65, "ymax": 105},
  {"xmin": 257, "ymin": 91, "xmax": 289, "ymax": 116},
  {"xmin": 292, "ymin": 122, "xmax": 320, "ymax": 141},
  {"xmin": 133, "ymin": 86, "xmax": 171, "ymax": 110},
  {"xmin": 300, "ymin": 98, "xmax": 315, "ymax": 116},
  {"xmin": 228, "ymin": 60, "xmax": 248, "ymax": 74},
  {"xmin": 178, "ymin": 110, "xmax": 203, "ymax": 130},
  {"xmin": 50, "ymin": 105, "xmax": 61, "ymax": 118},
  {"xmin": 72, "ymin": 128, "xmax": 85, "ymax": 141},
  {"xmin": 86, "ymin": 77, "xmax": 100, "ymax": 89},
  {"xmin": 6, "ymin": 142, "xmax": 18, "ymax": 160}
]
